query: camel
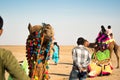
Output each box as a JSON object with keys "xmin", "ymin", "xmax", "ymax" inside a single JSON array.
[
  {"xmin": 88, "ymin": 41, "xmax": 119, "ymax": 68},
  {"xmin": 26, "ymin": 23, "xmax": 54, "ymax": 80}
]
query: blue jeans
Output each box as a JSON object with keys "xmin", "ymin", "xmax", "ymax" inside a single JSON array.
[{"xmin": 69, "ymin": 69, "xmax": 87, "ymax": 80}]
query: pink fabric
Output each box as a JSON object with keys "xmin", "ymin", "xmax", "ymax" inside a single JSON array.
[
  {"xmin": 102, "ymin": 72, "xmax": 110, "ymax": 75},
  {"xmin": 97, "ymin": 33, "xmax": 110, "ymax": 43}
]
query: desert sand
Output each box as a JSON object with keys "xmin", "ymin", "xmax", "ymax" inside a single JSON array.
[{"xmin": 0, "ymin": 45, "xmax": 120, "ymax": 80}]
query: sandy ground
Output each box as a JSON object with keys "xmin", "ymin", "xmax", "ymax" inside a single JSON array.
[{"xmin": 0, "ymin": 45, "xmax": 120, "ymax": 80}]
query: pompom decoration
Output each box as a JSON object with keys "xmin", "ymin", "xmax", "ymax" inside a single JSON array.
[{"xmin": 26, "ymin": 23, "xmax": 54, "ymax": 80}]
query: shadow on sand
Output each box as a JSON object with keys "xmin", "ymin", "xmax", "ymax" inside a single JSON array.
[
  {"xmin": 49, "ymin": 62, "xmax": 72, "ymax": 65},
  {"xmin": 58, "ymin": 62, "xmax": 72, "ymax": 65},
  {"xmin": 49, "ymin": 73, "xmax": 69, "ymax": 77}
]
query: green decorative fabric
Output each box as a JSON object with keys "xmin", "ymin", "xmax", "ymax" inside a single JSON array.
[
  {"xmin": 21, "ymin": 58, "xmax": 29, "ymax": 75},
  {"xmin": 8, "ymin": 76, "xmax": 13, "ymax": 80},
  {"xmin": 96, "ymin": 49, "xmax": 110, "ymax": 61}
]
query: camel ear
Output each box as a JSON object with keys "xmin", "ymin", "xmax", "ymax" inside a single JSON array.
[{"xmin": 28, "ymin": 23, "xmax": 32, "ymax": 33}]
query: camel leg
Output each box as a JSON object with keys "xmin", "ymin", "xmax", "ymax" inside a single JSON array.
[
  {"xmin": 114, "ymin": 43, "xmax": 119, "ymax": 68},
  {"xmin": 108, "ymin": 42, "xmax": 115, "ymax": 70},
  {"xmin": 115, "ymin": 52, "xmax": 119, "ymax": 68},
  {"xmin": 109, "ymin": 43, "xmax": 114, "ymax": 59}
]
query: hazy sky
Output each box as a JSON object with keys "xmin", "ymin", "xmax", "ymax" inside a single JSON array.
[{"xmin": 0, "ymin": 0, "xmax": 120, "ymax": 45}]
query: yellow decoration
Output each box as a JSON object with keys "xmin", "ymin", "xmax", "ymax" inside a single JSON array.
[
  {"xmin": 101, "ymin": 64, "xmax": 112, "ymax": 74},
  {"xmin": 34, "ymin": 76, "xmax": 38, "ymax": 80},
  {"xmin": 88, "ymin": 62, "xmax": 101, "ymax": 77}
]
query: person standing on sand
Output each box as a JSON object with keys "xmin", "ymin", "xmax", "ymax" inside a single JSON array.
[
  {"xmin": 52, "ymin": 42, "xmax": 60, "ymax": 65},
  {"xmin": 96, "ymin": 25, "xmax": 108, "ymax": 43},
  {"xmin": 69, "ymin": 37, "xmax": 91, "ymax": 80},
  {"xmin": 0, "ymin": 16, "xmax": 30, "ymax": 80}
]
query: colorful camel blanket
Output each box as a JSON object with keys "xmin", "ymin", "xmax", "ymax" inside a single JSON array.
[{"xmin": 88, "ymin": 49, "xmax": 113, "ymax": 77}]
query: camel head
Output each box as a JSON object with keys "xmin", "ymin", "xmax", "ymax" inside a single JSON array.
[
  {"xmin": 28, "ymin": 23, "xmax": 42, "ymax": 34},
  {"xmin": 41, "ymin": 23, "xmax": 54, "ymax": 40}
]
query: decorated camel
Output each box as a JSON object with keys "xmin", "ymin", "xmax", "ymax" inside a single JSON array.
[
  {"xmin": 85, "ymin": 25, "xmax": 119, "ymax": 77},
  {"xmin": 26, "ymin": 23, "xmax": 54, "ymax": 80},
  {"xmin": 88, "ymin": 40, "xmax": 119, "ymax": 68},
  {"xmin": 85, "ymin": 29, "xmax": 119, "ymax": 77}
]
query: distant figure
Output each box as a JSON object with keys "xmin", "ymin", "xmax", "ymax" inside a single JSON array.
[
  {"xmin": 96, "ymin": 25, "xmax": 108, "ymax": 43},
  {"xmin": 0, "ymin": 16, "xmax": 30, "ymax": 80},
  {"xmin": 69, "ymin": 37, "xmax": 91, "ymax": 80},
  {"xmin": 106, "ymin": 25, "xmax": 113, "ymax": 39},
  {"xmin": 95, "ymin": 25, "xmax": 110, "ymax": 50},
  {"xmin": 52, "ymin": 42, "xmax": 60, "ymax": 65}
]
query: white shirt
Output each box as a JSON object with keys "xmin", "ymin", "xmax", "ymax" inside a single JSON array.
[{"xmin": 72, "ymin": 45, "xmax": 91, "ymax": 69}]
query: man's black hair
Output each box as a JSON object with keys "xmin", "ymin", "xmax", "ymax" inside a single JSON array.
[
  {"xmin": 0, "ymin": 16, "xmax": 3, "ymax": 29},
  {"xmin": 77, "ymin": 37, "xmax": 85, "ymax": 45}
]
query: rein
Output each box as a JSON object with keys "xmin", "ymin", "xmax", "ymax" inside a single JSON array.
[{"xmin": 32, "ymin": 33, "xmax": 45, "ymax": 79}]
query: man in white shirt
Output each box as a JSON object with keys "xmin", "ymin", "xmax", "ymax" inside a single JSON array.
[{"xmin": 69, "ymin": 37, "xmax": 91, "ymax": 80}]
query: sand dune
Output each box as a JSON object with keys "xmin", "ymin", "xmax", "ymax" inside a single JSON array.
[{"xmin": 0, "ymin": 45, "xmax": 120, "ymax": 80}]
